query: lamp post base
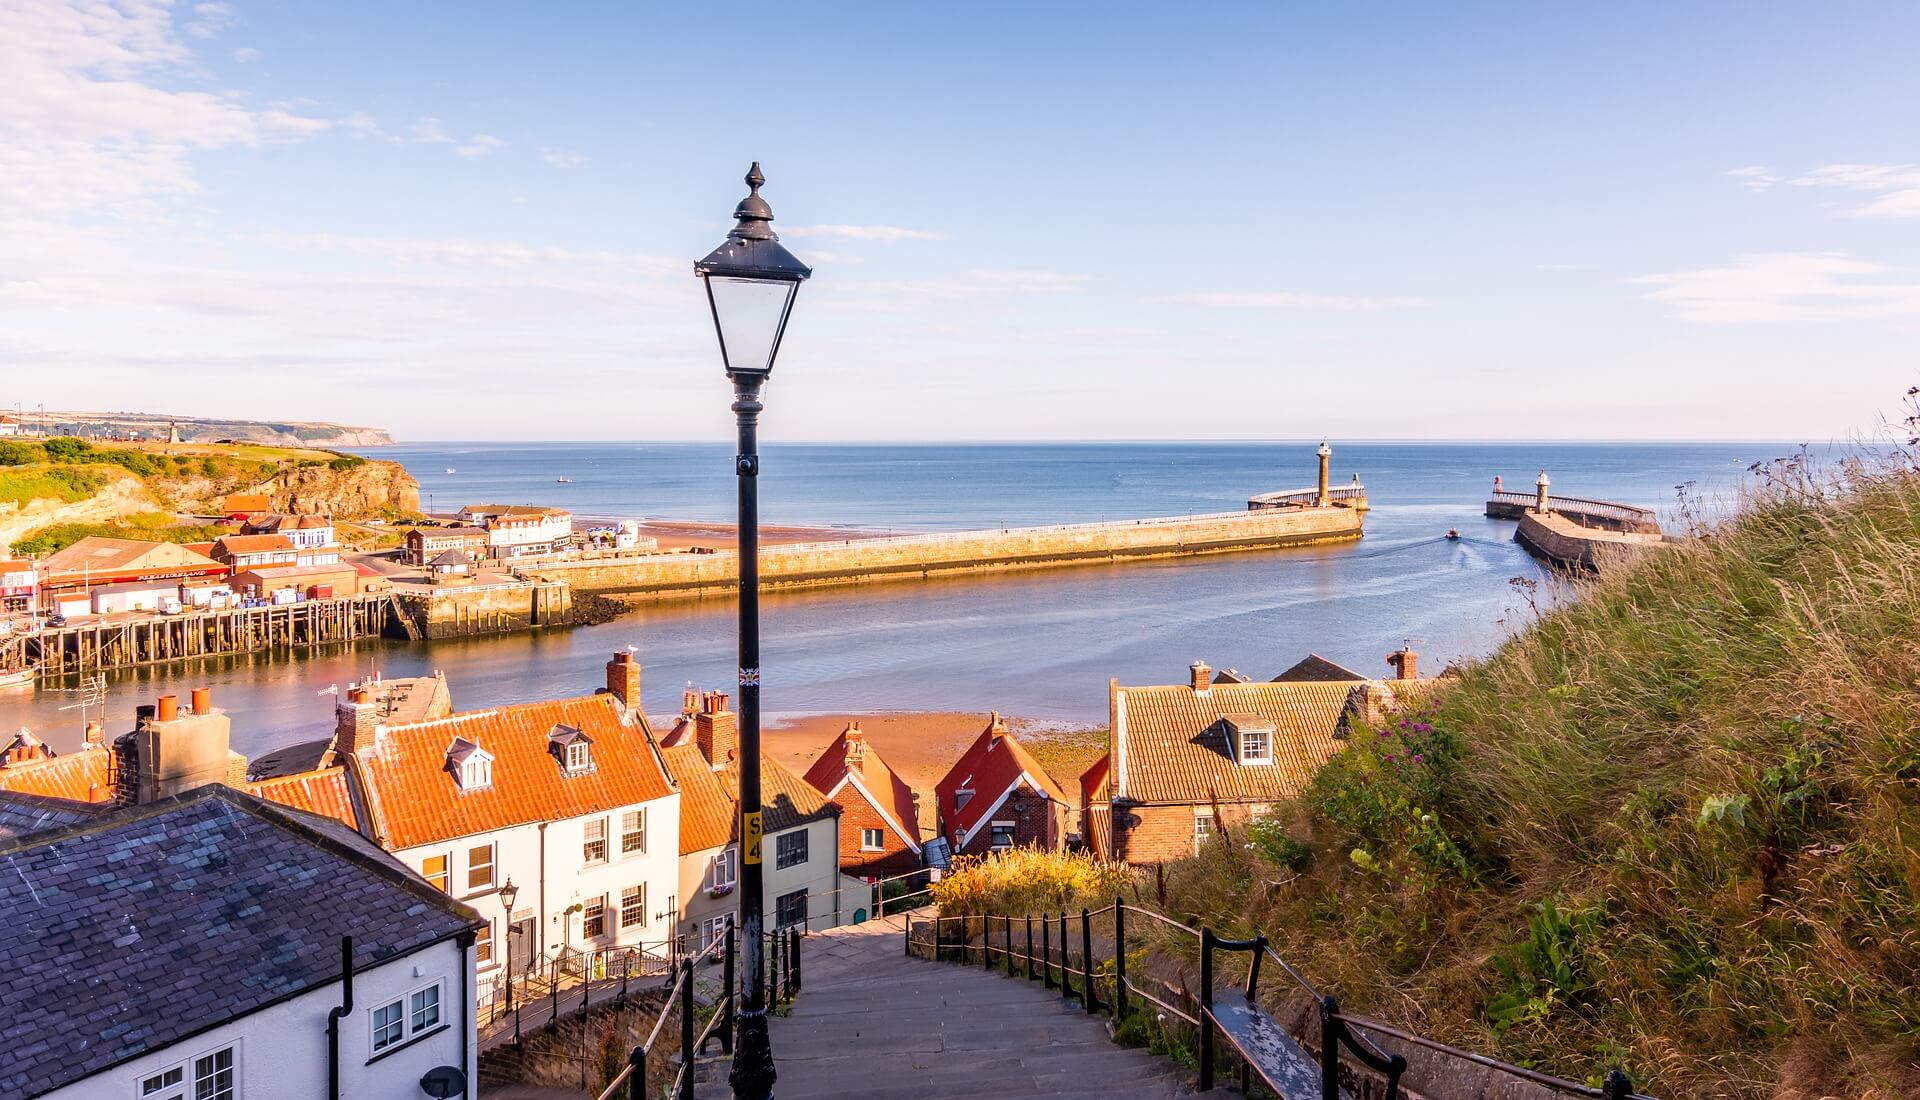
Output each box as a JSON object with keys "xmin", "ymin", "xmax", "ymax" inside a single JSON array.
[{"xmin": 728, "ymin": 1008, "xmax": 777, "ymax": 1099}]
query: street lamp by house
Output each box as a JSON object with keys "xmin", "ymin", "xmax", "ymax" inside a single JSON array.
[
  {"xmin": 498, "ymin": 878, "xmax": 519, "ymax": 1007},
  {"xmin": 694, "ymin": 162, "xmax": 812, "ymax": 1100}
]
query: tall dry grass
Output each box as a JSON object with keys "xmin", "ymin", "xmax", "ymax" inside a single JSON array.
[
  {"xmin": 930, "ymin": 846, "xmax": 1135, "ymax": 917},
  {"xmin": 1160, "ymin": 450, "xmax": 1920, "ymax": 1099}
]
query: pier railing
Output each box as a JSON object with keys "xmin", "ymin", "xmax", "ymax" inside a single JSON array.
[
  {"xmin": 1248, "ymin": 483, "xmax": 1368, "ymax": 509},
  {"xmin": 910, "ymin": 902, "xmax": 1654, "ymax": 1100},
  {"xmin": 1489, "ymin": 490, "xmax": 1655, "ymax": 525}
]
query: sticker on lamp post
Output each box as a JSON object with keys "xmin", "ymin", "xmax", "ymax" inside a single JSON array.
[{"xmin": 743, "ymin": 811, "xmax": 764, "ymax": 865}]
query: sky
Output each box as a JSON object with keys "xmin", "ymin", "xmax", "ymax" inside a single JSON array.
[{"xmin": 2, "ymin": 1, "xmax": 1918, "ymax": 443}]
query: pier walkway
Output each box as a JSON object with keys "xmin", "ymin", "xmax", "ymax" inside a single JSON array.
[{"xmin": 694, "ymin": 914, "xmax": 1206, "ymax": 1100}]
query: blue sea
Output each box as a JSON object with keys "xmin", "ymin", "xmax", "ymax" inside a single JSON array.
[{"xmin": 6, "ymin": 441, "xmax": 1799, "ymax": 753}]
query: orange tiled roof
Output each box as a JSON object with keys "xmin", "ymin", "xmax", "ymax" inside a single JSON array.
[
  {"xmin": 1111, "ymin": 677, "xmax": 1451, "ymax": 806},
  {"xmin": 661, "ymin": 745, "xmax": 734, "ymax": 854},
  {"xmin": 215, "ymin": 534, "xmax": 295, "ymax": 554},
  {"xmin": 0, "ymin": 751, "xmax": 114, "ymax": 804},
  {"xmin": 803, "ymin": 727, "xmax": 921, "ymax": 851},
  {"xmin": 719, "ymin": 754, "xmax": 836, "ymax": 835},
  {"xmin": 245, "ymin": 769, "xmax": 360, "ymax": 831},
  {"xmin": 934, "ymin": 715, "xmax": 1069, "ymax": 843},
  {"xmin": 350, "ymin": 694, "xmax": 673, "ymax": 850}
]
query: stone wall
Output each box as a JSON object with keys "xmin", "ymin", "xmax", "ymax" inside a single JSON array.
[
  {"xmin": 1515, "ymin": 511, "xmax": 1666, "ymax": 570},
  {"xmin": 524, "ymin": 507, "xmax": 1364, "ymax": 598},
  {"xmin": 391, "ymin": 580, "xmax": 573, "ymax": 639}
]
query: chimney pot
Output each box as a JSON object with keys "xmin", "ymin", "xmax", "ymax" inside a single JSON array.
[
  {"xmin": 1190, "ymin": 661, "xmax": 1212, "ymax": 692},
  {"xmin": 191, "ymin": 687, "xmax": 211, "ymax": 716},
  {"xmin": 156, "ymin": 694, "xmax": 179, "ymax": 722}
]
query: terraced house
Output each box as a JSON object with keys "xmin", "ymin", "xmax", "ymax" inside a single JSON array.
[
  {"xmin": 1082, "ymin": 653, "xmax": 1449, "ymax": 863},
  {"xmin": 250, "ymin": 652, "xmax": 683, "ymax": 1005},
  {"xmin": 803, "ymin": 722, "xmax": 923, "ymax": 878}
]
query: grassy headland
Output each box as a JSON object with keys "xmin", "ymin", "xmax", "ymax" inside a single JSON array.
[{"xmin": 1155, "ymin": 453, "xmax": 1920, "ymax": 1098}]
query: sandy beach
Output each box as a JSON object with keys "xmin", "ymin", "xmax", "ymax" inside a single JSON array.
[{"xmin": 762, "ymin": 711, "xmax": 1105, "ymax": 833}]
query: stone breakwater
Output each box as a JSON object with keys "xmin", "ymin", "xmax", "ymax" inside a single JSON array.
[{"xmin": 519, "ymin": 505, "xmax": 1365, "ymax": 599}]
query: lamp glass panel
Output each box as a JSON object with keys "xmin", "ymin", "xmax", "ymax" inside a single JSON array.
[{"xmin": 707, "ymin": 275, "xmax": 797, "ymax": 375}]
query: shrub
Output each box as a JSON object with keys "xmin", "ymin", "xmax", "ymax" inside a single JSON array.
[
  {"xmin": 40, "ymin": 436, "xmax": 93, "ymax": 462},
  {"xmin": 0, "ymin": 440, "xmax": 42, "ymax": 466},
  {"xmin": 0, "ymin": 466, "xmax": 107, "ymax": 508},
  {"xmin": 929, "ymin": 847, "xmax": 1134, "ymax": 917}
]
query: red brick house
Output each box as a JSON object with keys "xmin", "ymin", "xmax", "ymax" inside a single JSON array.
[
  {"xmin": 802, "ymin": 722, "xmax": 922, "ymax": 878},
  {"xmin": 1082, "ymin": 653, "xmax": 1449, "ymax": 864},
  {"xmin": 934, "ymin": 713, "xmax": 1071, "ymax": 856}
]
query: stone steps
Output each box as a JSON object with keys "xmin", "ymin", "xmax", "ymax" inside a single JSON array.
[{"xmin": 692, "ymin": 915, "xmax": 1224, "ymax": 1099}]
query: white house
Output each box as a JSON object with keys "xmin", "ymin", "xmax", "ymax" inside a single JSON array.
[
  {"xmin": 0, "ymin": 785, "xmax": 480, "ymax": 1100},
  {"xmin": 252, "ymin": 654, "xmax": 682, "ymax": 1000},
  {"xmin": 660, "ymin": 690, "xmax": 867, "ymax": 950},
  {"xmin": 458, "ymin": 505, "xmax": 574, "ymax": 559}
]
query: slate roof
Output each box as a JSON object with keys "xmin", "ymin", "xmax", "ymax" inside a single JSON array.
[
  {"xmin": 1271, "ymin": 654, "xmax": 1368, "ymax": 682},
  {"xmin": 933, "ymin": 715, "xmax": 1069, "ymax": 845},
  {"xmin": 803, "ymin": 725, "xmax": 922, "ymax": 853},
  {"xmin": 0, "ymin": 785, "xmax": 479, "ymax": 1098},
  {"xmin": 1109, "ymin": 676, "xmax": 1450, "ymax": 806},
  {"xmin": 0, "ymin": 750, "xmax": 115, "ymax": 803},
  {"xmin": 0, "ymin": 791, "xmax": 107, "ymax": 841}
]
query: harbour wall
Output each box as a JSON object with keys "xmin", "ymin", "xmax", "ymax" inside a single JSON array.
[
  {"xmin": 519, "ymin": 506, "xmax": 1365, "ymax": 598},
  {"xmin": 1514, "ymin": 511, "xmax": 1668, "ymax": 570},
  {"xmin": 390, "ymin": 580, "xmax": 573, "ymax": 639}
]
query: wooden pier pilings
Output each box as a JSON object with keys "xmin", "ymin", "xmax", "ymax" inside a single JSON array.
[{"xmin": 26, "ymin": 593, "xmax": 397, "ymax": 677}]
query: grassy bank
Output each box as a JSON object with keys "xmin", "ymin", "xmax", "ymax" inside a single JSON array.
[{"xmin": 1159, "ymin": 453, "xmax": 1920, "ymax": 1099}]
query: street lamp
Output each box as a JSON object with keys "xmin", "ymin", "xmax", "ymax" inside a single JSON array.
[
  {"xmin": 695, "ymin": 162, "xmax": 811, "ymax": 1100},
  {"xmin": 498, "ymin": 878, "xmax": 519, "ymax": 1008}
]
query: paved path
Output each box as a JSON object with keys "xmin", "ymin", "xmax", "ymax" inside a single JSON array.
[{"xmin": 697, "ymin": 914, "xmax": 1208, "ymax": 1099}]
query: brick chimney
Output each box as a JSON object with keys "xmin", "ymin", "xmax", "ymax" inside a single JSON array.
[
  {"xmin": 1386, "ymin": 647, "xmax": 1419, "ymax": 681},
  {"xmin": 606, "ymin": 651, "xmax": 642, "ymax": 713},
  {"xmin": 333, "ymin": 684, "xmax": 381, "ymax": 758},
  {"xmin": 695, "ymin": 691, "xmax": 737, "ymax": 765},
  {"xmin": 986, "ymin": 711, "xmax": 1009, "ymax": 740},
  {"xmin": 843, "ymin": 723, "xmax": 867, "ymax": 774},
  {"xmin": 1190, "ymin": 661, "xmax": 1212, "ymax": 693},
  {"xmin": 126, "ymin": 689, "xmax": 240, "ymax": 803}
]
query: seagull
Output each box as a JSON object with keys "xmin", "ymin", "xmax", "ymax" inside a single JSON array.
[{"xmin": 317, "ymin": 684, "xmax": 339, "ymax": 697}]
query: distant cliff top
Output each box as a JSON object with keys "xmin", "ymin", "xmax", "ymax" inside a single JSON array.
[{"xmin": 25, "ymin": 411, "xmax": 393, "ymax": 448}]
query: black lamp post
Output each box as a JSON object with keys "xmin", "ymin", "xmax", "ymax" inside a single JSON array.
[
  {"xmin": 695, "ymin": 162, "xmax": 812, "ymax": 1100},
  {"xmin": 498, "ymin": 878, "xmax": 519, "ymax": 1007}
]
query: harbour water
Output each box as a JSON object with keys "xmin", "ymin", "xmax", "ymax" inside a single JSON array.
[{"xmin": 3, "ymin": 441, "xmax": 1794, "ymax": 755}]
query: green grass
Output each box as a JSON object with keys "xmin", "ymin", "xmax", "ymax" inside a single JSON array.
[
  {"xmin": 12, "ymin": 517, "xmax": 234, "ymax": 555},
  {"xmin": 1157, "ymin": 449, "xmax": 1920, "ymax": 1099},
  {"xmin": 0, "ymin": 465, "xmax": 107, "ymax": 507}
]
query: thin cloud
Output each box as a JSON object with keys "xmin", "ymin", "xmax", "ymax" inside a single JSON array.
[
  {"xmin": 409, "ymin": 117, "xmax": 453, "ymax": 144},
  {"xmin": 1631, "ymin": 251, "xmax": 1920, "ymax": 323},
  {"xmin": 185, "ymin": 2, "xmax": 233, "ymax": 39},
  {"xmin": 456, "ymin": 134, "xmax": 506, "ymax": 157},
  {"xmin": 783, "ymin": 224, "xmax": 948, "ymax": 242},
  {"xmin": 1733, "ymin": 162, "xmax": 1920, "ymax": 218},
  {"xmin": 541, "ymin": 150, "xmax": 588, "ymax": 169},
  {"xmin": 1160, "ymin": 291, "xmax": 1433, "ymax": 311},
  {"xmin": 232, "ymin": 46, "xmax": 261, "ymax": 62}
]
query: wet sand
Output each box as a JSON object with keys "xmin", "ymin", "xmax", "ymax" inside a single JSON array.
[{"xmin": 763, "ymin": 711, "xmax": 1105, "ymax": 833}]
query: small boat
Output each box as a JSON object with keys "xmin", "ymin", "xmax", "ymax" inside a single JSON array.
[
  {"xmin": 556, "ymin": 477, "xmax": 573, "ymax": 484},
  {"xmin": 445, "ymin": 467, "xmax": 457, "ymax": 474},
  {"xmin": 0, "ymin": 667, "xmax": 34, "ymax": 689},
  {"xmin": 1445, "ymin": 528, "xmax": 1461, "ymax": 541}
]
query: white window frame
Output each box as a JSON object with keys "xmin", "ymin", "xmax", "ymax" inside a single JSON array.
[
  {"xmin": 136, "ymin": 1062, "xmax": 185, "ymax": 1099},
  {"xmin": 466, "ymin": 843, "xmax": 495, "ymax": 891},
  {"xmin": 860, "ymin": 827, "xmax": 885, "ymax": 852},
  {"xmin": 1238, "ymin": 726, "xmax": 1273, "ymax": 766},
  {"xmin": 371, "ymin": 980, "xmax": 445, "ymax": 1056},
  {"xmin": 583, "ymin": 817, "xmax": 609, "ymax": 865},
  {"xmin": 712, "ymin": 848, "xmax": 738, "ymax": 890},
  {"xmin": 460, "ymin": 752, "xmax": 493, "ymax": 790},
  {"xmin": 192, "ymin": 1044, "xmax": 236, "ymax": 1100},
  {"xmin": 704, "ymin": 913, "xmax": 733, "ymax": 949},
  {"xmin": 1194, "ymin": 812, "xmax": 1215, "ymax": 855},
  {"xmin": 409, "ymin": 984, "xmax": 442, "ymax": 1034},
  {"xmin": 989, "ymin": 822, "xmax": 1016, "ymax": 850},
  {"xmin": 566, "ymin": 740, "xmax": 591, "ymax": 772},
  {"xmin": 620, "ymin": 883, "xmax": 647, "ymax": 930},
  {"xmin": 420, "ymin": 852, "xmax": 450, "ymax": 893},
  {"xmin": 621, "ymin": 807, "xmax": 647, "ymax": 856},
  {"xmin": 476, "ymin": 917, "xmax": 495, "ymax": 967},
  {"xmin": 774, "ymin": 830, "xmax": 808, "ymax": 870}
]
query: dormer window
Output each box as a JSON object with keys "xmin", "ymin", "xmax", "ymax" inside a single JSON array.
[
  {"xmin": 446, "ymin": 737, "xmax": 494, "ymax": 790},
  {"xmin": 549, "ymin": 724, "xmax": 594, "ymax": 775},
  {"xmin": 1223, "ymin": 714, "xmax": 1275, "ymax": 766}
]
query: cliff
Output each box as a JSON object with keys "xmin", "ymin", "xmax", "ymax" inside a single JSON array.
[
  {"xmin": 34, "ymin": 410, "xmax": 395, "ymax": 447},
  {"xmin": 272, "ymin": 459, "xmax": 420, "ymax": 517}
]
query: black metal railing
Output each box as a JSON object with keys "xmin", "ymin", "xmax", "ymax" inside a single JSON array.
[{"xmin": 908, "ymin": 900, "xmax": 1657, "ymax": 1100}]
